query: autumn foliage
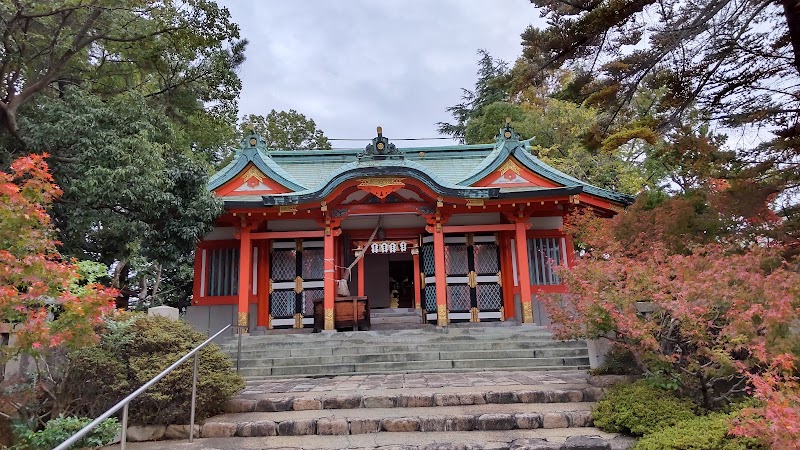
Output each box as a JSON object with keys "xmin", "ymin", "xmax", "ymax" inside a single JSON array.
[
  {"xmin": 0, "ymin": 154, "xmax": 115, "ymax": 367},
  {"xmin": 541, "ymin": 192, "xmax": 800, "ymax": 449}
]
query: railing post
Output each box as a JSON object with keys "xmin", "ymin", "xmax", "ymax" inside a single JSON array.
[
  {"xmin": 236, "ymin": 327, "xmax": 243, "ymax": 373},
  {"xmin": 120, "ymin": 403, "xmax": 129, "ymax": 450},
  {"xmin": 189, "ymin": 352, "xmax": 198, "ymax": 442}
]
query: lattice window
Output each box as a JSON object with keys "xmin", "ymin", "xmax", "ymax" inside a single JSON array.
[
  {"xmin": 270, "ymin": 290, "xmax": 296, "ymax": 318},
  {"xmin": 447, "ymin": 285, "xmax": 471, "ymax": 312},
  {"xmin": 473, "ymin": 243, "xmax": 499, "ymax": 274},
  {"xmin": 303, "ymin": 289, "xmax": 323, "ymax": 316},
  {"xmin": 271, "ymin": 249, "xmax": 296, "ymax": 281},
  {"xmin": 302, "ymin": 248, "xmax": 324, "ymax": 280},
  {"xmin": 207, "ymin": 247, "xmax": 239, "ymax": 296},
  {"xmin": 424, "ymin": 285, "xmax": 437, "ymax": 311},
  {"xmin": 476, "ymin": 284, "xmax": 502, "ymax": 310},
  {"xmin": 421, "ymin": 244, "xmax": 435, "ymax": 275},
  {"xmin": 444, "ymin": 244, "xmax": 469, "ymax": 275},
  {"xmin": 528, "ymin": 237, "xmax": 563, "ymax": 285}
]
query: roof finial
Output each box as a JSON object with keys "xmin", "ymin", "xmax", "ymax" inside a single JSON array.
[
  {"xmin": 498, "ymin": 118, "xmax": 519, "ymax": 142},
  {"xmin": 505, "ymin": 117, "xmax": 512, "ymax": 126}
]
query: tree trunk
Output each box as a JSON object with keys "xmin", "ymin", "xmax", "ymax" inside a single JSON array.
[{"xmin": 782, "ymin": 0, "xmax": 800, "ymax": 75}]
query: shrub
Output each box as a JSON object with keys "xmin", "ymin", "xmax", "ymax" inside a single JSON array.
[
  {"xmin": 593, "ymin": 379, "xmax": 696, "ymax": 436},
  {"xmin": 634, "ymin": 413, "xmax": 764, "ymax": 450},
  {"xmin": 11, "ymin": 416, "xmax": 118, "ymax": 450},
  {"xmin": 63, "ymin": 314, "xmax": 244, "ymax": 425}
]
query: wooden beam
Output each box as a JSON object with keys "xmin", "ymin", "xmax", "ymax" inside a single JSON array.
[{"xmin": 250, "ymin": 230, "xmax": 324, "ymax": 240}]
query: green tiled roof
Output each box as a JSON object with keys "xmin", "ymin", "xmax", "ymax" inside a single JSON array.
[{"xmin": 209, "ymin": 127, "xmax": 635, "ymax": 207}]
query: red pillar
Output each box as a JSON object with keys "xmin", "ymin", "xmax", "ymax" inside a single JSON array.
[
  {"xmin": 412, "ymin": 247, "xmax": 421, "ymax": 310},
  {"xmin": 499, "ymin": 232, "xmax": 515, "ymax": 320},
  {"xmin": 433, "ymin": 228, "xmax": 448, "ymax": 326},
  {"xmin": 515, "ymin": 220, "xmax": 534, "ymax": 324},
  {"xmin": 357, "ymin": 248, "xmax": 365, "ymax": 297},
  {"xmin": 323, "ymin": 229, "xmax": 335, "ymax": 330},
  {"xmin": 237, "ymin": 227, "xmax": 252, "ymax": 330},
  {"xmin": 257, "ymin": 240, "xmax": 270, "ymax": 328}
]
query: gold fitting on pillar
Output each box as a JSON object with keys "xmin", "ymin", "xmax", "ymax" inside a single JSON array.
[
  {"xmin": 499, "ymin": 306, "xmax": 505, "ymax": 321},
  {"xmin": 324, "ymin": 308, "xmax": 334, "ymax": 330},
  {"xmin": 437, "ymin": 304, "xmax": 448, "ymax": 326},
  {"xmin": 467, "ymin": 271, "xmax": 478, "ymax": 288},
  {"xmin": 470, "ymin": 306, "xmax": 480, "ymax": 323},
  {"xmin": 522, "ymin": 302, "xmax": 534, "ymax": 324},
  {"xmin": 497, "ymin": 271, "xmax": 502, "ymax": 287},
  {"xmin": 268, "ymin": 314, "xmax": 273, "ymax": 330},
  {"xmin": 420, "ymin": 272, "xmax": 426, "ymax": 289},
  {"xmin": 294, "ymin": 276, "xmax": 304, "ymax": 293},
  {"xmin": 294, "ymin": 313, "xmax": 303, "ymax": 329},
  {"xmin": 237, "ymin": 311, "xmax": 248, "ymax": 328}
]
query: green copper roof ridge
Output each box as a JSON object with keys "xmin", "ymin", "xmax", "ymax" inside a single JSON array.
[
  {"xmin": 207, "ymin": 148, "xmax": 307, "ymax": 192},
  {"xmin": 511, "ymin": 146, "xmax": 635, "ymax": 205}
]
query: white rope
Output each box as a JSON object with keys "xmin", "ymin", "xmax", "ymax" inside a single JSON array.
[{"xmin": 341, "ymin": 216, "xmax": 382, "ymax": 281}]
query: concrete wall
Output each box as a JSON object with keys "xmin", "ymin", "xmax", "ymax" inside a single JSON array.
[{"xmin": 184, "ymin": 305, "xmax": 238, "ymax": 341}]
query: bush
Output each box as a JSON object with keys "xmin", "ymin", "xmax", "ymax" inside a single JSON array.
[
  {"xmin": 593, "ymin": 379, "xmax": 696, "ymax": 436},
  {"xmin": 63, "ymin": 314, "xmax": 244, "ymax": 425},
  {"xmin": 11, "ymin": 416, "xmax": 118, "ymax": 450},
  {"xmin": 634, "ymin": 413, "xmax": 764, "ymax": 450}
]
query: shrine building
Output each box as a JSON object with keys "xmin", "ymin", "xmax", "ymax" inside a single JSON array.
[{"xmin": 188, "ymin": 124, "xmax": 633, "ymax": 332}]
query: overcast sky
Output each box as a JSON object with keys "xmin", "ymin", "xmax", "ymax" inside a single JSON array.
[{"xmin": 219, "ymin": 0, "xmax": 542, "ymax": 148}]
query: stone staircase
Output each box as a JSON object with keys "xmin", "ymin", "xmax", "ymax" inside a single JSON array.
[
  {"xmin": 220, "ymin": 324, "xmax": 591, "ymax": 380},
  {"xmin": 120, "ymin": 371, "xmax": 635, "ymax": 449}
]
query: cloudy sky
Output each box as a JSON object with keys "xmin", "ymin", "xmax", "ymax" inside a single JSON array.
[{"xmin": 219, "ymin": 0, "xmax": 543, "ymax": 148}]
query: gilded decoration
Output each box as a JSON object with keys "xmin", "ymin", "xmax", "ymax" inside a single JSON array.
[
  {"xmin": 437, "ymin": 304, "xmax": 448, "ymax": 327},
  {"xmin": 279, "ymin": 205, "xmax": 298, "ymax": 214},
  {"xmin": 522, "ymin": 302, "xmax": 534, "ymax": 324},
  {"xmin": 497, "ymin": 159, "xmax": 522, "ymax": 176},
  {"xmin": 497, "ymin": 271, "xmax": 502, "ymax": 287},
  {"xmin": 294, "ymin": 313, "xmax": 303, "ymax": 329},
  {"xmin": 268, "ymin": 314, "xmax": 273, "ymax": 330},
  {"xmin": 357, "ymin": 177, "xmax": 406, "ymax": 199},
  {"xmin": 466, "ymin": 199, "xmax": 485, "ymax": 207},
  {"xmin": 237, "ymin": 311, "xmax": 248, "ymax": 327},
  {"xmin": 241, "ymin": 166, "xmax": 266, "ymax": 183},
  {"xmin": 420, "ymin": 272, "xmax": 426, "ymax": 289},
  {"xmin": 294, "ymin": 276, "xmax": 304, "ymax": 293},
  {"xmin": 499, "ymin": 306, "xmax": 505, "ymax": 321},
  {"xmin": 470, "ymin": 307, "xmax": 480, "ymax": 323},
  {"xmin": 324, "ymin": 308, "xmax": 334, "ymax": 330},
  {"xmin": 467, "ymin": 271, "xmax": 478, "ymax": 288}
]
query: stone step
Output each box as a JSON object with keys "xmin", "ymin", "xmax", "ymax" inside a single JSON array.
[
  {"xmin": 242, "ymin": 365, "xmax": 592, "ymax": 381},
  {"xmin": 220, "ymin": 326, "xmax": 556, "ymax": 345},
  {"xmin": 238, "ymin": 357, "xmax": 591, "ymax": 378},
  {"xmin": 236, "ymin": 348, "xmax": 589, "ymax": 368},
  {"xmin": 199, "ymin": 402, "xmax": 598, "ymax": 438},
  {"xmin": 225, "ymin": 385, "xmax": 604, "ymax": 414},
  {"xmin": 119, "ymin": 428, "xmax": 635, "ymax": 449},
  {"xmin": 223, "ymin": 339, "xmax": 586, "ymax": 357}
]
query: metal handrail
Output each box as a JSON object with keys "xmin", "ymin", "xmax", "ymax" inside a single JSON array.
[{"xmin": 54, "ymin": 324, "xmax": 237, "ymax": 450}]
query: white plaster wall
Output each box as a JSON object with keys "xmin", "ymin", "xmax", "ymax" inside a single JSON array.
[
  {"xmin": 446, "ymin": 213, "xmax": 501, "ymax": 226},
  {"xmin": 204, "ymin": 227, "xmax": 236, "ymax": 240},
  {"xmin": 530, "ymin": 216, "xmax": 563, "ymax": 229},
  {"xmin": 267, "ymin": 219, "xmax": 321, "ymax": 231}
]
